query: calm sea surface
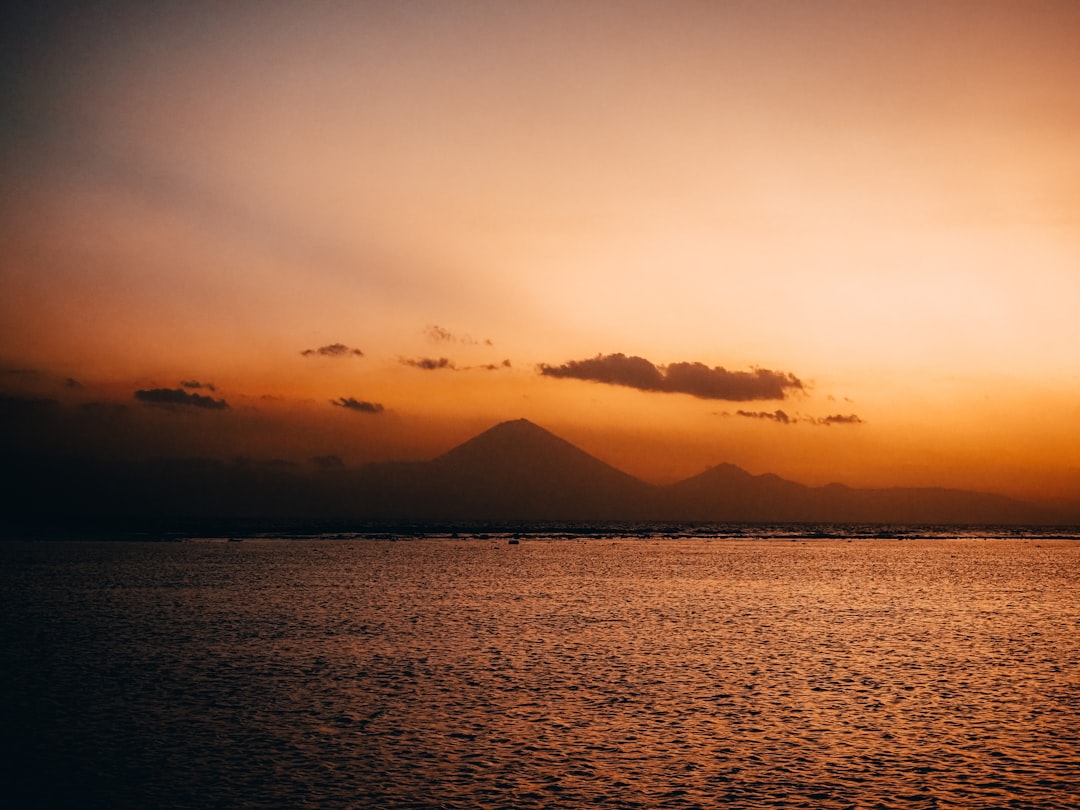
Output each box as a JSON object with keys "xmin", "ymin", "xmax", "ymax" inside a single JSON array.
[{"xmin": 2, "ymin": 531, "xmax": 1079, "ymax": 809}]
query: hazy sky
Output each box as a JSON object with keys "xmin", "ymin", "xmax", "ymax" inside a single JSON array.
[{"xmin": 2, "ymin": 1, "xmax": 1079, "ymax": 500}]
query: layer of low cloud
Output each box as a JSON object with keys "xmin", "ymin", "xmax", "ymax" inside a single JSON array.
[
  {"xmin": 727, "ymin": 409, "xmax": 863, "ymax": 427},
  {"xmin": 3, "ymin": 366, "xmax": 83, "ymax": 392},
  {"xmin": 300, "ymin": 343, "xmax": 364, "ymax": 358},
  {"xmin": 816, "ymin": 413, "xmax": 863, "ymax": 426},
  {"xmin": 736, "ymin": 409, "xmax": 793, "ymax": 424},
  {"xmin": 475, "ymin": 359, "xmax": 512, "ymax": 371},
  {"xmin": 539, "ymin": 353, "xmax": 803, "ymax": 401},
  {"xmin": 134, "ymin": 388, "xmax": 229, "ymax": 409},
  {"xmin": 401, "ymin": 357, "xmax": 455, "ymax": 371},
  {"xmin": 331, "ymin": 397, "xmax": 384, "ymax": 413}
]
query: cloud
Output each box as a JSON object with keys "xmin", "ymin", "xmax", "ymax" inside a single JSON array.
[
  {"xmin": 180, "ymin": 379, "xmax": 216, "ymax": 391},
  {"xmin": 473, "ymin": 359, "xmax": 513, "ymax": 371},
  {"xmin": 425, "ymin": 325, "xmax": 456, "ymax": 343},
  {"xmin": 735, "ymin": 409, "xmax": 792, "ymax": 424},
  {"xmin": 539, "ymin": 353, "xmax": 803, "ymax": 401},
  {"xmin": 3, "ymin": 366, "xmax": 83, "ymax": 392},
  {"xmin": 424, "ymin": 324, "xmax": 492, "ymax": 346},
  {"xmin": 724, "ymin": 409, "xmax": 863, "ymax": 426},
  {"xmin": 300, "ymin": 343, "xmax": 364, "ymax": 358},
  {"xmin": 816, "ymin": 414, "xmax": 864, "ymax": 426},
  {"xmin": 134, "ymin": 388, "xmax": 229, "ymax": 409},
  {"xmin": 331, "ymin": 397, "xmax": 384, "ymax": 414},
  {"xmin": 401, "ymin": 356, "xmax": 456, "ymax": 371},
  {"xmin": 401, "ymin": 355, "xmax": 508, "ymax": 372}
]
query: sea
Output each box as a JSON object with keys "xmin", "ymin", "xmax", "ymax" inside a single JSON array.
[{"xmin": 2, "ymin": 524, "xmax": 1079, "ymax": 809}]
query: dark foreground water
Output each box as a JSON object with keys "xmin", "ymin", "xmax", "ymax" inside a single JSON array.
[{"xmin": 2, "ymin": 530, "xmax": 1079, "ymax": 809}]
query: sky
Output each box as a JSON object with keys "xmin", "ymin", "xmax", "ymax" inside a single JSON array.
[{"xmin": 2, "ymin": 0, "xmax": 1079, "ymax": 503}]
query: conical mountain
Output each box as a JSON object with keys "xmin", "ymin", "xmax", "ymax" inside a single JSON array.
[
  {"xmin": 423, "ymin": 419, "xmax": 656, "ymax": 520},
  {"xmin": 434, "ymin": 419, "xmax": 619, "ymax": 475}
]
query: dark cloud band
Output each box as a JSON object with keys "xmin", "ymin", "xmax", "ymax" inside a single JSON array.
[
  {"xmin": 301, "ymin": 343, "xmax": 364, "ymax": 358},
  {"xmin": 401, "ymin": 357, "xmax": 455, "ymax": 371},
  {"xmin": 728, "ymin": 409, "xmax": 863, "ymax": 426},
  {"xmin": 736, "ymin": 409, "xmax": 792, "ymax": 424},
  {"xmin": 817, "ymin": 414, "xmax": 863, "ymax": 426},
  {"xmin": 134, "ymin": 388, "xmax": 229, "ymax": 409},
  {"xmin": 331, "ymin": 397, "xmax": 384, "ymax": 413},
  {"xmin": 539, "ymin": 353, "xmax": 803, "ymax": 401}
]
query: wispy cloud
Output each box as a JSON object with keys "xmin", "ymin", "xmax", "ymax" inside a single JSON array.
[
  {"xmin": 539, "ymin": 353, "xmax": 803, "ymax": 401},
  {"xmin": 331, "ymin": 397, "xmax": 384, "ymax": 413},
  {"xmin": 735, "ymin": 409, "xmax": 792, "ymax": 424},
  {"xmin": 725, "ymin": 409, "xmax": 863, "ymax": 427},
  {"xmin": 300, "ymin": 343, "xmax": 364, "ymax": 358},
  {"xmin": 474, "ymin": 359, "xmax": 512, "ymax": 371},
  {"xmin": 134, "ymin": 388, "xmax": 229, "ymax": 409},
  {"xmin": 425, "ymin": 325, "xmax": 456, "ymax": 343},
  {"xmin": 401, "ymin": 357, "xmax": 456, "ymax": 371},
  {"xmin": 424, "ymin": 324, "xmax": 492, "ymax": 346},
  {"xmin": 815, "ymin": 414, "xmax": 864, "ymax": 426}
]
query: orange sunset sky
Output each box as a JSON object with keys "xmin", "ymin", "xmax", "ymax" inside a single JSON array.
[{"xmin": 2, "ymin": 1, "xmax": 1079, "ymax": 503}]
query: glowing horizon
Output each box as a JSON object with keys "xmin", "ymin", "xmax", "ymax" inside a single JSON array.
[{"xmin": 2, "ymin": 1, "xmax": 1079, "ymax": 503}]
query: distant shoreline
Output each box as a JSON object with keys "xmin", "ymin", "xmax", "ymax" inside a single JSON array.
[{"xmin": 3, "ymin": 519, "xmax": 1078, "ymax": 543}]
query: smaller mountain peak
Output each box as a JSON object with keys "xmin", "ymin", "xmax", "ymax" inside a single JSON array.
[
  {"xmin": 666, "ymin": 462, "xmax": 754, "ymax": 492},
  {"xmin": 705, "ymin": 462, "xmax": 753, "ymax": 478}
]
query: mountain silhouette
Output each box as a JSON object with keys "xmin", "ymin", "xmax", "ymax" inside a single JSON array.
[
  {"xmin": 662, "ymin": 461, "xmax": 1048, "ymax": 525},
  {"xmin": 3, "ymin": 418, "xmax": 1066, "ymax": 529},
  {"xmin": 664, "ymin": 463, "xmax": 817, "ymax": 522},
  {"xmin": 357, "ymin": 419, "xmax": 655, "ymax": 520},
  {"xmin": 341, "ymin": 419, "xmax": 1051, "ymax": 524}
]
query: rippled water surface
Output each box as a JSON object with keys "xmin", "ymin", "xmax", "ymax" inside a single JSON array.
[{"xmin": 3, "ymin": 535, "xmax": 1079, "ymax": 808}]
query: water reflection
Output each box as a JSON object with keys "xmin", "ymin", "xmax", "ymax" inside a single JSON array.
[{"xmin": 2, "ymin": 537, "xmax": 1078, "ymax": 808}]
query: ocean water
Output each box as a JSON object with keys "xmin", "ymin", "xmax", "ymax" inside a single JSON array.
[{"xmin": 2, "ymin": 530, "xmax": 1079, "ymax": 809}]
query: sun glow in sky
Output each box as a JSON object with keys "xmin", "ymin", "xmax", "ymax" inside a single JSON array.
[{"xmin": 2, "ymin": 0, "xmax": 1079, "ymax": 501}]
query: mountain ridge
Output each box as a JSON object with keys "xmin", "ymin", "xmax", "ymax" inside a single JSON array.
[
  {"xmin": 347, "ymin": 419, "xmax": 1054, "ymax": 525},
  {"xmin": 3, "ymin": 418, "xmax": 1070, "ymax": 527}
]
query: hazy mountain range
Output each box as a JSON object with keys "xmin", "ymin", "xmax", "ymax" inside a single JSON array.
[{"xmin": 7, "ymin": 418, "xmax": 1073, "ymax": 531}]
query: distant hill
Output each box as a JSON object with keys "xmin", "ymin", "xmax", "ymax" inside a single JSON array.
[
  {"xmin": 2, "ymin": 418, "xmax": 1068, "ymax": 529},
  {"xmin": 663, "ymin": 462, "xmax": 1050, "ymax": 525}
]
